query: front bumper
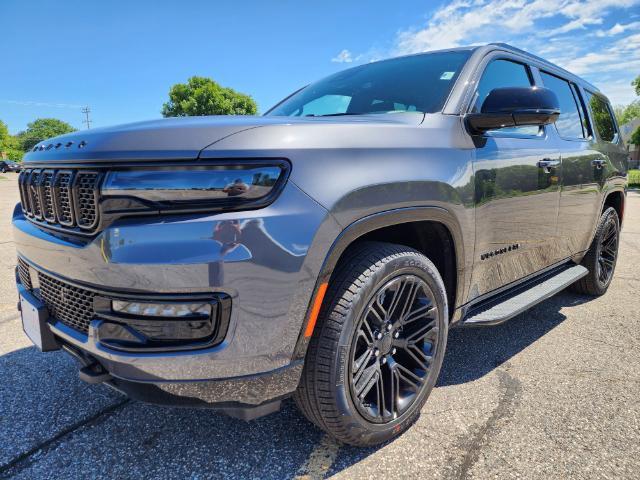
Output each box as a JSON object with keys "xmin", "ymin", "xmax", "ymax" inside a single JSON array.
[{"xmin": 13, "ymin": 181, "xmax": 338, "ymax": 407}]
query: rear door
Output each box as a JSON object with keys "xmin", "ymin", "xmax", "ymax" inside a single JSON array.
[
  {"xmin": 469, "ymin": 58, "xmax": 563, "ymax": 299},
  {"xmin": 538, "ymin": 71, "xmax": 606, "ymax": 257}
]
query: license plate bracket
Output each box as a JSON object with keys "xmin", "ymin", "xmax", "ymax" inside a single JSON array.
[{"xmin": 20, "ymin": 290, "xmax": 60, "ymax": 352}]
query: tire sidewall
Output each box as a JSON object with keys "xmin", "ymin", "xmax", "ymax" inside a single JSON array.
[
  {"xmin": 594, "ymin": 208, "xmax": 620, "ymax": 292},
  {"xmin": 329, "ymin": 252, "xmax": 448, "ymax": 445}
]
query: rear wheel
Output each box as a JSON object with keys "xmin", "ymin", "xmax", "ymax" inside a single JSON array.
[
  {"xmin": 571, "ymin": 207, "xmax": 620, "ymax": 296},
  {"xmin": 294, "ymin": 242, "xmax": 448, "ymax": 446}
]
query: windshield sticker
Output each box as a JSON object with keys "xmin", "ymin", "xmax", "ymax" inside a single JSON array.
[{"xmin": 440, "ymin": 71, "xmax": 455, "ymax": 80}]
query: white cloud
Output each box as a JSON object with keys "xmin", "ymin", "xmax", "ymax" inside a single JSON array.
[
  {"xmin": 595, "ymin": 21, "xmax": 640, "ymax": 37},
  {"xmin": 331, "ymin": 49, "xmax": 353, "ymax": 63},
  {"xmin": 387, "ymin": 0, "xmax": 640, "ymax": 104},
  {"xmin": 597, "ymin": 80, "xmax": 639, "ymax": 106},
  {"xmin": 336, "ymin": 1, "xmax": 640, "ymax": 105}
]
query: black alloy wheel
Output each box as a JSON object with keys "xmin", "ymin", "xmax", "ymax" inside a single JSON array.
[
  {"xmin": 596, "ymin": 214, "xmax": 619, "ymax": 286},
  {"xmin": 571, "ymin": 206, "xmax": 620, "ymax": 296},
  {"xmin": 350, "ymin": 275, "xmax": 439, "ymax": 423}
]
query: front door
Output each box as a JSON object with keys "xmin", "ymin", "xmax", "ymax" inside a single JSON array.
[{"xmin": 468, "ymin": 58, "xmax": 563, "ymax": 300}]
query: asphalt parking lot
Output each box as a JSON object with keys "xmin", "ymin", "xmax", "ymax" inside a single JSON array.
[{"xmin": 0, "ymin": 173, "xmax": 638, "ymax": 479}]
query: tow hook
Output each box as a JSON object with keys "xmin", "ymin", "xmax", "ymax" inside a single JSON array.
[
  {"xmin": 62, "ymin": 344, "xmax": 113, "ymax": 384},
  {"xmin": 79, "ymin": 363, "xmax": 113, "ymax": 384}
]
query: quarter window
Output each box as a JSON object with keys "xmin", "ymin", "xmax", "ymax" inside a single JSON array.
[
  {"xmin": 584, "ymin": 91, "xmax": 617, "ymax": 142},
  {"xmin": 540, "ymin": 72, "xmax": 585, "ymax": 139},
  {"xmin": 474, "ymin": 59, "xmax": 538, "ymax": 135}
]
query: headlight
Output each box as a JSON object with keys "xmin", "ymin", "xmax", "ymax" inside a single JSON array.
[{"xmin": 101, "ymin": 161, "xmax": 289, "ymax": 213}]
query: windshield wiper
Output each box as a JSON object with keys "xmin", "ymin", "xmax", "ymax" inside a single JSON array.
[{"xmin": 304, "ymin": 112, "xmax": 364, "ymax": 117}]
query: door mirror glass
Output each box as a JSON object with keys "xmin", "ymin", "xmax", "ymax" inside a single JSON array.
[{"xmin": 466, "ymin": 87, "xmax": 560, "ymax": 134}]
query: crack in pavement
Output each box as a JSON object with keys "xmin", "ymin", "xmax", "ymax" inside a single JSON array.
[
  {"xmin": 447, "ymin": 366, "xmax": 523, "ymax": 480},
  {"xmin": 0, "ymin": 398, "xmax": 131, "ymax": 479}
]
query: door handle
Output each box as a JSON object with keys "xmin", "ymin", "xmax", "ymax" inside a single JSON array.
[
  {"xmin": 591, "ymin": 158, "xmax": 606, "ymax": 169},
  {"xmin": 537, "ymin": 158, "xmax": 560, "ymax": 173}
]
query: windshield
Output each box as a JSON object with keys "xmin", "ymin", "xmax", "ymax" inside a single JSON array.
[{"xmin": 266, "ymin": 50, "xmax": 471, "ymax": 117}]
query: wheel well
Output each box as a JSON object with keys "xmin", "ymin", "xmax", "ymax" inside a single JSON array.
[
  {"xmin": 332, "ymin": 221, "xmax": 457, "ymax": 318},
  {"xmin": 603, "ymin": 191, "xmax": 624, "ymax": 222}
]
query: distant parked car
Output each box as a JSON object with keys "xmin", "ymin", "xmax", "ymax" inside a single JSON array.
[{"xmin": 0, "ymin": 160, "xmax": 21, "ymax": 173}]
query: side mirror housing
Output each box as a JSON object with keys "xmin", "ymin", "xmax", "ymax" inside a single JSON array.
[{"xmin": 466, "ymin": 87, "xmax": 560, "ymax": 134}]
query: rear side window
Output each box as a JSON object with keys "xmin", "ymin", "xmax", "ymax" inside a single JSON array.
[
  {"xmin": 474, "ymin": 59, "xmax": 538, "ymax": 135},
  {"xmin": 584, "ymin": 91, "xmax": 617, "ymax": 142},
  {"xmin": 540, "ymin": 72, "xmax": 585, "ymax": 139}
]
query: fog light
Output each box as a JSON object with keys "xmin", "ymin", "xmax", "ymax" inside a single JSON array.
[{"xmin": 112, "ymin": 300, "xmax": 211, "ymax": 317}]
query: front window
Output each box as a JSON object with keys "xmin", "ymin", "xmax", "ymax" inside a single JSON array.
[
  {"xmin": 266, "ymin": 50, "xmax": 472, "ymax": 117},
  {"xmin": 473, "ymin": 59, "xmax": 538, "ymax": 136}
]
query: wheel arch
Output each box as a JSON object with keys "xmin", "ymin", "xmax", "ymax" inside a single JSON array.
[
  {"xmin": 293, "ymin": 206, "xmax": 466, "ymax": 360},
  {"xmin": 602, "ymin": 189, "xmax": 625, "ymax": 224}
]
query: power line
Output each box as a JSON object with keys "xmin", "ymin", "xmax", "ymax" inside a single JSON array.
[
  {"xmin": 81, "ymin": 106, "xmax": 92, "ymax": 129},
  {"xmin": 0, "ymin": 99, "xmax": 84, "ymax": 109}
]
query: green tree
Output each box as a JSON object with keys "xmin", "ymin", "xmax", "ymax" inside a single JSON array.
[
  {"xmin": 162, "ymin": 76, "xmax": 257, "ymax": 117},
  {"xmin": 618, "ymin": 101, "xmax": 640, "ymax": 125},
  {"xmin": 16, "ymin": 118, "xmax": 76, "ymax": 152},
  {"xmin": 633, "ymin": 75, "xmax": 640, "ymax": 97},
  {"xmin": 0, "ymin": 120, "xmax": 23, "ymax": 161},
  {"xmin": 630, "ymin": 126, "xmax": 640, "ymax": 146},
  {"xmin": 0, "ymin": 120, "xmax": 9, "ymax": 147}
]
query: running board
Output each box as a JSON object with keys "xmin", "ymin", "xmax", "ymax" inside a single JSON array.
[{"xmin": 461, "ymin": 264, "xmax": 588, "ymax": 327}]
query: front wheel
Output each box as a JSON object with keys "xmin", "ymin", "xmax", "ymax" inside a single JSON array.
[{"xmin": 294, "ymin": 242, "xmax": 448, "ymax": 446}]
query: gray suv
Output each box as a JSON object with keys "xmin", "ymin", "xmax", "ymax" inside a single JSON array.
[{"xmin": 13, "ymin": 43, "xmax": 627, "ymax": 446}]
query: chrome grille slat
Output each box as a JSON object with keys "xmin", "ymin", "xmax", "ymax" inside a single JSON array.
[
  {"xmin": 29, "ymin": 170, "xmax": 43, "ymax": 220},
  {"xmin": 74, "ymin": 172, "xmax": 100, "ymax": 229},
  {"xmin": 18, "ymin": 168, "xmax": 101, "ymax": 233},
  {"xmin": 41, "ymin": 170, "xmax": 56, "ymax": 223},
  {"xmin": 53, "ymin": 171, "xmax": 75, "ymax": 226},
  {"xmin": 18, "ymin": 171, "xmax": 32, "ymax": 216}
]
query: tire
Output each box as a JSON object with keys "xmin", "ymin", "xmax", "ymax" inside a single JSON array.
[
  {"xmin": 294, "ymin": 241, "xmax": 448, "ymax": 446},
  {"xmin": 571, "ymin": 207, "xmax": 620, "ymax": 296}
]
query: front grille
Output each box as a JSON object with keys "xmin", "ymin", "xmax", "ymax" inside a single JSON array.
[
  {"xmin": 37, "ymin": 272, "xmax": 96, "ymax": 333},
  {"xmin": 18, "ymin": 168, "xmax": 102, "ymax": 233},
  {"xmin": 17, "ymin": 258, "xmax": 32, "ymax": 290}
]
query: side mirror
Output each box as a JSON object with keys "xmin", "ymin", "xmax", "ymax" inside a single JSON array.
[{"xmin": 466, "ymin": 86, "xmax": 560, "ymax": 134}]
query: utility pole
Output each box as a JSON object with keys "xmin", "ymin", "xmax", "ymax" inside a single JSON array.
[{"xmin": 81, "ymin": 106, "xmax": 92, "ymax": 129}]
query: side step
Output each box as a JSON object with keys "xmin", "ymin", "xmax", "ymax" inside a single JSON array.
[{"xmin": 461, "ymin": 264, "xmax": 588, "ymax": 327}]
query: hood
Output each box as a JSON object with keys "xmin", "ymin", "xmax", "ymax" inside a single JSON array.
[{"xmin": 23, "ymin": 113, "xmax": 424, "ymax": 164}]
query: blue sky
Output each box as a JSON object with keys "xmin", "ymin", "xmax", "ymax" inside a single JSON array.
[{"xmin": 1, "ymin": 0, "xmax": 639, "ymax": 133}]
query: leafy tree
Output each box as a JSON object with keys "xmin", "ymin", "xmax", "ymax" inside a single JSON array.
[
  {"xmin": 162, "ymin": 76, "xmax": 257, "ymax": 117},
  {"xmin": 0, "ymin": 120, "xmax": 23, "ymax": 161},
  {"xmin": 630, "ymin": 126, "xmax": 640, "ymax": 146},
  {"xmin": 615, "ymin": 101, "xmax": 640, "ymax": 126},
  {"xmin": 633, "ymin": 75, "xmax": 640, "ymax": 97},
  {"xmin": 0, "ymin": 120, "xmax": 9, "ymax": 147},
  {"xmin": 16, "ymin": 118, "xmax": 76, "ymax": 152}
]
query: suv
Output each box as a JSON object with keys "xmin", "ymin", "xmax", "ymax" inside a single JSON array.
[{"xmin": 13, "ymin": 44, "xmax": 627, "ymax": 446}]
